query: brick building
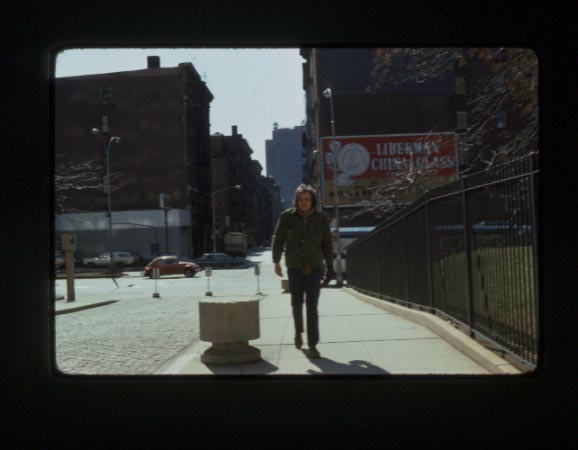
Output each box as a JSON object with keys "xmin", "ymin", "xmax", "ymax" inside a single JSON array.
[
  {"xmin": 210, "ymin": 126, "xmax": 280, "ymax": 250},
  {"xmin": 54, "ymin": 56, "xmax": 214, "ymax": 258}
]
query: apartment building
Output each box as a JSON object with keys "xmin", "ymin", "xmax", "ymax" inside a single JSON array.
[{"xmin": 54, "ymin": 56, "xmax": 213, "ymax": 258}]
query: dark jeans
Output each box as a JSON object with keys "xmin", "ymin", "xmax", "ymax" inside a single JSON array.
[{"xmin": 287, "ymin": 268, "xmax": 323, "ymax": 347}]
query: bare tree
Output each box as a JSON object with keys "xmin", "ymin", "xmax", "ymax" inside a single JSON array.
[
  {"xmin": 343, "ymin": 152, "xmax": 439, "ymax": 220},
  {"xmin": 368, "ymin": 47, "xmax": 538, "ymax": 169},
  {"xmin": 54, "ymin": 154, "xmax": 126, "ymax": 213},
  {"xmin": 345, "ymin": 47, "xmax": 538, "ymax": 220}
]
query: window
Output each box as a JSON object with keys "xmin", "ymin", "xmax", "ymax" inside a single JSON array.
[
  {"xmin": 456, "ymin": 111, "xmax": 468, "ymax": 131},
  {"xmin": 455, "ymin": 76, "xmax": 465, "ymax": 95},
  {"xmin": 495, "ymin": 75, "xmax": 506, "ymax": 94},
  {"xmin": 100, "ymin": 113, "xmax": 109, "ymax": 133},
  {"xmin": 497, "ymin": 110, "xmax": 508, "ymax": 129},
  {"xmin": 100, "ymin": 87, "xmax": 115, "ymax": 105}
]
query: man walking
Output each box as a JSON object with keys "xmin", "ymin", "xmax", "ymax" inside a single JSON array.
[{"xmin": 272, "ymin": 184, "xmax": 334, "ymax": 359}]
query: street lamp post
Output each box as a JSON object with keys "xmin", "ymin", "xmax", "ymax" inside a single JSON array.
[
  {"xmin": 211, "ymin": 184, "xmax": 241, "ymax": 253},
  {"xmin": 92, "ymin": 128, "xmax": 121, "ymax": 275},
  {"xmin": 323, "ymin": 87, "xmax": 343, "ymax": 287}
]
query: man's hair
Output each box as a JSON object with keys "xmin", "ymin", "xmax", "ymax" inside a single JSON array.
[{"xmin": 293, "ymin": 183, "xmax": 317, "ymax": 209}]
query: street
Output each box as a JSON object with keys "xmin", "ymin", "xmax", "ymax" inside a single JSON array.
[
  {"xmin": 54, "ymin": 248, "xmax": 512, "ymax": 377},
  {"xmin": 54, "ymin": 249, "xmax": 277, "ymax": 375}
]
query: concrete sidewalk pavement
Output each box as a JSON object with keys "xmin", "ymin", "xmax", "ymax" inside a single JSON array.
[{"xmin": 158, "ymin": 286, "xmax": 520, "ymax": 376}]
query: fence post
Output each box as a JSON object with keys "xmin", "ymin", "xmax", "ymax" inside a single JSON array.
[
  {"xmin": 425, "ymin": 194, "xmax": 434, "ymax": 310},
  {"xmin": 529, "ymin": 154, "xmax": 540, "ymax": 354},
  {"xmin": 403, "ymin": 215, "xmax": 410, "ymax": 302},
  {"xmin": 461, "ymin": 178, "xmax": 475, "ymax": 335}
]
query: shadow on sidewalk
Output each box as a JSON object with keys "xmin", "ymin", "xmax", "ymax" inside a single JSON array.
[
  {"xmin": 203, "ymin": 358, "xmax": 279, "ymax": 375},
  {"xmin": 303, "ymin": 351, "xmax": 391, "ymax": 375}
]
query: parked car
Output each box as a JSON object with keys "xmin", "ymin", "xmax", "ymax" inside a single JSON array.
[
  {"xmin": 143, "ymin": 256, "xmax": 200, "ymax": 278},
  {"xmin": 192, "ymin": 252, "xmax": 247, "ymax": 269},
  {"xmin": 261, "ymin": 239, "xmax": 271, "ymax": 249},
  {"xmin": 118, "ymin": 250, "xmax": 147, "ymax": 266},
  {"xmin": 83, "ymin": 251, "xmax": 136, "ymax": 268}
]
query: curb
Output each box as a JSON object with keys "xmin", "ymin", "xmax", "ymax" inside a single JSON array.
[
  {"xmin": 54, "ymin": 300, "xmax": 118, "ymax": 315},
  {"xmin": 344, "ymin": 288, "xmax": 520, "ymax": 375},
  {"xmin": 55, "ymin": 273, "xmax": 129, "ymax": 280}
]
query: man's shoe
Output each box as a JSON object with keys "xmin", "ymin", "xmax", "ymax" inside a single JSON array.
[
  {"xmin": 294, "ymin": 333, "xmax": 303, "ymax": 349},
  {"xmin": 308, "ymin": 347, "xmax": 321, "ymax": 359}
]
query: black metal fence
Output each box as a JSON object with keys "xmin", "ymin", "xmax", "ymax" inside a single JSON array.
[{"xmin": 347, "ymin": 154, "xmax": 539, "ymax": 370}]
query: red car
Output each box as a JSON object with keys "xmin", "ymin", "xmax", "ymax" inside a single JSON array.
[{"xmin": 143, "ymin": 256, "xmax": 200, "ymax": 278}]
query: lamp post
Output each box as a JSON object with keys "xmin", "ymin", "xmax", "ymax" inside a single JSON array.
[
  {"xmin": 323, "ymin": 87, "xmax": 343, "ymax": 287},
  {"xmin": 211, "ymin": 184, "xmax": 241, "ymax": 253},
  {"xmin": 92, "ymin": 128, "xmax": 121, "ymax": 274}
]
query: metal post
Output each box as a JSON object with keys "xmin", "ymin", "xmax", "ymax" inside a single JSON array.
[
  {"xmin": 255, "ymin": 262, "xmax": 263, "ymax": 295},
  {"xmin": 212, "ymin": 192, "xmax": 217, "ymax": 253},
  {"xmin": 528, "ymin": 155, "xmax": 539, "ymax": 356},
  {"xmin": 325, "ymin": 88, "xmax": 343, "ymax": 287},
  {"xmin": 65, "ymin": 249, "xmax": 75, "ymax": 301},
  {"xmin": 105, "ymin": 141, "xmax": 114, "ymax": 274},
  {"xmin": 104, "ymin": 138, "xmax": 120, "ymax": 290},
  {"xmin": 461, "ymin": 178, "xmax": 475, "ymax": 335},
  {"xmin": 92, "ymin": 130, "xmax": 120, "ymax": 283},
  {"xmin": 424, "ymin": 195, "xmax": 434, "ymax": 310},
  {"xmin": 164, "ymin": 208, "xmax": 169, "ymax": 254}
]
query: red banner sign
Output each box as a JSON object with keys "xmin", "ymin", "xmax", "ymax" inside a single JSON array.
[{"xmin": 320, "ymin": 133, "xmax": 458, "ymax": 207}]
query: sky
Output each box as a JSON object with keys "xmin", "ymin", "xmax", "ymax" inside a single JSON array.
[{"xmin": 55, "ymin": 48, "xmax": 306, "ymax": 172}]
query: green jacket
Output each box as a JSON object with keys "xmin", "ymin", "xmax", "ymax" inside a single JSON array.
[{"xmin": 272, "ymin": 208, "xmax": 334, "ymax": 270}]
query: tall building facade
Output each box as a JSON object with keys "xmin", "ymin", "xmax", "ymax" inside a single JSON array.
[
  {"xmin": 265, "ymin": 125, "xmax": 306, "ymax": 210},
  {"xmin": 54, "ymin": 56, "xmax": 214, "ymax": 258},
  {"xmin": 252, "ymin": 161, "xmax": 281, "ymax": 245},
  {"xmin": 210, "ymin": 126, "xmax": 257, "ymax": 249}
]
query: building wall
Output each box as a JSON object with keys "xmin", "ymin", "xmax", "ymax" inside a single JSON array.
[
  {"xmin": 54, "ymin": 57, "xmax": 213, "ymax": 257},
  {"xmin": 55, "ymin": 71, "xmax": 188, "ymax": 211},
  {"xmin": 252, "ymin": 161, "xmax": 277, "ymax": 244},
  {"xmin": 210, "ymin": 126, "xmax": 264, "ymax": 250},
  {"xmin": 56, "ymin": 209, "xmax": 192, "ymax": 259},
  {"xmin": 265, "ymin": 125, "xmax": 306, "ymax": 208}
]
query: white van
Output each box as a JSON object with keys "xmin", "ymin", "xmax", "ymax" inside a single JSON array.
[{"xmin": 83, "ymin": 251, "xmax": 136, "ymax": 267}]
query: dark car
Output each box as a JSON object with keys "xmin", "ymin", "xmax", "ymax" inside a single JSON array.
[
  {"xmin": 192, "ymin": 252, "xmax": 247, "ymax": 269},
  {"xmin": 117, "ymin": 250, "xmax": 149, "ymax": 266},
  {"xmin": 260, "ymin": 239, "xmax": 271, "ymax": 249},
  {"xmin": 143, "ymin": 256, "xmax": 200, "ymax": 278}
]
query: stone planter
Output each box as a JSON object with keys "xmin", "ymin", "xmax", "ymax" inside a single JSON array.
[{"xmin": 199, "ymin": 298, "xmax": 261, "ymax": 364}]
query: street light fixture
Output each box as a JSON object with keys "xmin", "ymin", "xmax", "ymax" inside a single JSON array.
[
  {"xmin": 322, "ymin": 87, "xmax": 343, "ymax": 287},
  {"xmin": 211, "ymin": 184, "xmax": 241, "ymax": 253},
  {"xmin": 92, "ymin": 128, "xmax": 121, "ymax": 276}
]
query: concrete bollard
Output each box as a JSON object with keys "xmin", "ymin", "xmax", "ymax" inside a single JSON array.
[{"xmin": 199, "ymin": 299, "xmax": 261, "ymax": 364}]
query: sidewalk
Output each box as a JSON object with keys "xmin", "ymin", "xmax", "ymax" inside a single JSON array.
[{"xmin": 157, "ymin": 286, "xmax": 520, "ymax": 376}]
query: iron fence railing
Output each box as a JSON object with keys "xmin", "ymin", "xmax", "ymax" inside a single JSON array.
[{"xmin": 347, "ymin": 154, "xmax": 539, "ymax": 370}]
